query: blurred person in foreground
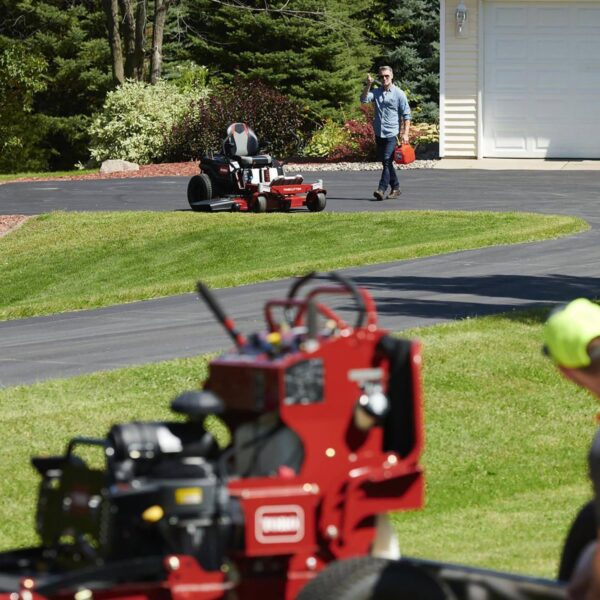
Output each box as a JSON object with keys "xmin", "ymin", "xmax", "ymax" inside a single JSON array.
[{"xmin": 544, "ymin": 298, "xmax": 600, "ymax": 600}]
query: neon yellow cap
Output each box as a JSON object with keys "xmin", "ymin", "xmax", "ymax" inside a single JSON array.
[{"xmin": 543, "ymin": 299, "xmax": 600, "ymax": 368}]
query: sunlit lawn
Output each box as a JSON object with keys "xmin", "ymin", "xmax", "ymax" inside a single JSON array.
[
  {"xmin": 0, "ymin": 308, "xmax": 594, "ymax": 579},
  {"xmin": 0, "ymin": 210, "xmax": 585, "ymax": 319}
]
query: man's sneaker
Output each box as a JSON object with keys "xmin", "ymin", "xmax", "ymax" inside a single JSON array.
[
  {"xmin": 373, "ymin": 189, "xmax": 385, "ymax": 201},
  {"xmin": 387, "ymin": 188, "xmax": 402, "ymax": 199}
]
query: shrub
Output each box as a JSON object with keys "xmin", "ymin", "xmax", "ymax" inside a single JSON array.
[
  {"xmin": 410, "ymin": 123, "xmax": 439, "ymax": 146},
  {"xmin": 89, "ymin": 80, "xmax": 202, "ymax": 164},
  {"xmin": 335, "ymin": 105, "xmax": 377, "ymax": 161},
  {"xmin": 163, "ymin": 61, "xmax": 209, "ymax": 93},
  {"xmin": 302, "ymin": 120, "xmax": 353, "ymax": 158},
  {"xmin": 303, "ymin": 105, "xmax": 438, "ymax": 163},
  {"xmin": 163, "ymin": 79, "xmax": 316, "ymax": 161}
]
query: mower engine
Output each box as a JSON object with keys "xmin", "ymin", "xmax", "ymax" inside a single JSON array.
[{"xmin": 0, "ymin": 272, "xmax": 425, "ymax": 600}]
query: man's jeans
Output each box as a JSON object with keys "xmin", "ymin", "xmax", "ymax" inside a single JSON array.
[{"xmin": 375, "ymin": 136, "xmax": 399, "ymax": 192}]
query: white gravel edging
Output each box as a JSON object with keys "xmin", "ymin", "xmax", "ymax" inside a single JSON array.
[{"xmin": 285, "ymin": 159, "xmax": 439, "ymax": 172}]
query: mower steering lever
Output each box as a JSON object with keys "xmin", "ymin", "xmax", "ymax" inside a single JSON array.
[
  {"xmin": 197, "ymin": 281, "xmax": 247, "ymax": 348},
  {"xmin": 265, "ymin": 298, "xmax": 349, "ymax": 333},
  {"xmin": 287, "ymin": 271, "xmax": 371, "ymax": 329}
]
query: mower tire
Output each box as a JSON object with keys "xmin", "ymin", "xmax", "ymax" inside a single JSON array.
[
  {"xmin": 187, "ymin": 174, "xmax": 213, "ymax": 210},
  {"xmin": 308, "ymin": 192, "xmax": 326, "ymax": 212},
  {"xmin": 297, "ymin": 557, "xmax": 456, "ymax": 600},
  {"xmin": 253, "ymin": 195, "xmax": 267, "ymax": 213},
  {"xmin": 558, "ymin": 500, "xmax": 596, "ymax": 581}
]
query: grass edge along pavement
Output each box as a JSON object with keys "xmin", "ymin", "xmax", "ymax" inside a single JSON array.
[
  {"xmin": 0, "ymin": 307, "xmax": 596, "ymax": 578},
  {"xmin": 0, "ymin": 210, "xmax": 587, "ymax": 320}
]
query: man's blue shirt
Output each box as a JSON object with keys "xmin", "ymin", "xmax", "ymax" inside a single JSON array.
[{"xmin": 361, "ymin": 85, "xmax": 411, "ymax": 138}]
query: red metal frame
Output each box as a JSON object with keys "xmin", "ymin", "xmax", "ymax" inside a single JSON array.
[
  {"xmin": 0, "ymin": 280, "xmax": 424, "ymax": 600},
  {"xmin": 223, "ymin": 183, "xmax": 324, "ymax": 212}
]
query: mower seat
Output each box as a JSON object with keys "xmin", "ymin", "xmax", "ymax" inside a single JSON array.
[{"xmin": 223, "ymin": 122, "xmax": 273, "ymax": 167}]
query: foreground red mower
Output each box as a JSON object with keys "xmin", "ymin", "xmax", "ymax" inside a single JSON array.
[
  {"xmin": 187, "ymin": 123, "xmax": 326, "ymax": 213},
  {"xmin": 0, "ymin": 272, "xmax": 423, "ymax": 600},
  {"xmin": 0, "ymin": 274, "xmax": 575, "ymax": 599}
]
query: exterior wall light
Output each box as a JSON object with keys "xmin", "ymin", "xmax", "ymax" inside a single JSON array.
[{"xmin": 455, "ymin": 1, "xmax": 469, "ymax": 37}]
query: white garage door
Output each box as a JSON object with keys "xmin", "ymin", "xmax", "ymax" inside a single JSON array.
[{"xmin": 483, "ymin": 1, "xmax": 600, "ymax": 158}]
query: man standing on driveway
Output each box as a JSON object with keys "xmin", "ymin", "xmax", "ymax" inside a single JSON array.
[{"xmin": 361, "ymin": 65, "xmax": 411, "ymax": 201}]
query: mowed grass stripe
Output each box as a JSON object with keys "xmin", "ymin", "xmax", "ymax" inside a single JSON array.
[
  {"xmin": 0, "ymin": 309, "xmax": 595, "ymax": 578},
  {"xmin": 0, "ymin": 210, "xmax": 586, "ymax": 319}
]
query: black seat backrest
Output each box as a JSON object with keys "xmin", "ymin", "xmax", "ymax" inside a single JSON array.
[
  {"xmin": 224, "ymin": 122, "xmax": 260, "ymax": 158},
  {"xmin": 377, "ymin": 336, "xmax": 417, "ymax": 458}
]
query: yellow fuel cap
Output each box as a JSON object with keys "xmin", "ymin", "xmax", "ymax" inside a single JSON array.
[{"xmin": 142, "ymin": 505, "xmax": 164, "ymax": 522}]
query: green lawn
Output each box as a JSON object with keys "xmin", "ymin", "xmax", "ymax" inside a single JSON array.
[
  {"xmin": 0, "ymin": 210, "xmax": 586, "ymax": 320},
  {"xmin": 0, "ymin": 309, "xmax": 595, "ymax": 578},
  {"xmin": 0, "ymin": 169, "xmax": 98, "ymax": 182}
]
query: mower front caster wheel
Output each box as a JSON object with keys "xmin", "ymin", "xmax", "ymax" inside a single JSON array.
[
  {"xmin": 308, "ymin": 192, "xmax": 326, "ymax": 212},
  {"xmin": 188, "ymin": 173, "xmax": 213, "ymax": 210},
  {"xmin": 253, "ymin": 195, "xmax": 267, "ymax": 213}
]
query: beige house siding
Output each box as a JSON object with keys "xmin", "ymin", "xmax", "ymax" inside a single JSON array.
[{"xmin": 441, "ymin": 0, "xmax": 480, "ymax": 157}]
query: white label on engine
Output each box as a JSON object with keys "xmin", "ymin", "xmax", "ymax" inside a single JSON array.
[
  {"xmin": 348, "ymin": 368, "xmax": 384, "ymax": 383},
  {"xmin": 255, "ymin": 505, "xmax": 304, "ymax": 544}
]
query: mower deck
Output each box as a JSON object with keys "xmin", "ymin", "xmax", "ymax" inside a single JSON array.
[{"xmin": 190, "ymin": 179, "xmax": 326, "ymax": 213}]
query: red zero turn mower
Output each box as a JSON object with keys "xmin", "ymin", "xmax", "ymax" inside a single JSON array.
[
  {"xmin": 0, "ymin": 274, "xmax": 575, "ymax": 599},
  {"xmin": 187, "ymin": 123, "xmax": 327, "ymax": 213}
]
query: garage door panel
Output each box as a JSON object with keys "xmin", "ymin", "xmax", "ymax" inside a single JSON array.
[
  {"xmin": 484, "ymin": 1, "xmax": 600, "ymax": 158},
  {"xmin": 534, "ymin": 70, "xmax": 570, "ymax": 93},
  {"xmin": 531, "ymin": 6, "xmax": 568, "ymax": 29},
  {"xmin": 570, "ymin": 99, "xmax": 600, "ymax": 118},
  {"xmin": 489, "ymin": 129, "xmax": 528, "ymax": 151},
  {"xmin": 495, "ymin": 6, "xmax": 528, "ymax": 28},
  {"xmin": 532, "ymin": 136, "xmax": 551, "ymax": 153},
  {"xmin": 532, "ymin": 39, "xmax": 570, "ymax": 62},
  {"xmin": 491, "ymin": 68, "xmax": 531, "ymax": 91},
  {"xmin": 576, "ymin": 7, "xmax": 600, "ymax": 28},
  {"xmin": 495, "ymin": 39, "xmax": 528, "ymax": 60},
  {"xmin": 574, "ymin": 41, "xmax": 600, "ymax": 60},
  {"xmin": 526, "ymin": 99, "xmax": 562, "ymax": 121}
]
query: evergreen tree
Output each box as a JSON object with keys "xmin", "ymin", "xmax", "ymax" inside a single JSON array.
[
  {"xmin": 0, "ymin": 0, "xmax": 112, "ymax": 170},
  {"xmin": 364, "ymin": 0, "xmax": 439, "ymax": 122},
  {"xmin": 183, "ymin": 0, "xmax": 375, "ymax": 119},
  {"xmin": 0, "ymin": 39, "xmax": 47, "ymax": 172}
]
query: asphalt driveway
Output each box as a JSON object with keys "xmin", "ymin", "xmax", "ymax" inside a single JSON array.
[
  {"xmin": 2, "ymin": 169, "xmax": 600, "ymax": 219},
  {"xmin": 1, "ymin": 168, "xmax": 600, "ymax": 386}
]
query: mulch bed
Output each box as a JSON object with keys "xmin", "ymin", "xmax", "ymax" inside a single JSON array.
[
  {"xmin": 1, "ymin": 162, "xmax": 200, "ymax": 184},
  {"xmin": 0, "ymin": 215, "xmax": 30, "ymax": 238}
]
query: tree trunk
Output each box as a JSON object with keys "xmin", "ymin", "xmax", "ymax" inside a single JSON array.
[
  {"xmin": 134, "ymin": 0, "xmax": 148, "ymax": 81},
  {"xmin": 150, "ymin": 0, "xmax": 171, "ymax": 84},
  {"xmin": 102, "ymin": 0, "xmax": 125, "ymax": 84},
  {"xmin": 119, "ymin": 0, "xmax": 137, "ymax": 79}
]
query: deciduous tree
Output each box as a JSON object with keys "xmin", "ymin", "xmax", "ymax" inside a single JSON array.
[
  {"xmin": 0, "ymin": 0, "xmax": 112, "ymax": 170},
  {"xmin": 100, "ymin": 0, "xmax": 175, "ymax": 85}
]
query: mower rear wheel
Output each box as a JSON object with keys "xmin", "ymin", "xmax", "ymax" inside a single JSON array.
[
  {"xmin": 558, "ymin": 500, "xmax": 596, "ymax": 581},
  {"xmin": 187, "ymin": 174, "xmax": 213, "ymax": 211},
  {"xmin": 253, "ymin": 195, "xmax": 267, "ymax": 213},
  {"xmin": 297, "ymin": 557, "xmax": 455, "ymax": 600},
  {"xmin": 308, "ymin": 191, "xmax": 326, "ymax": 212}
]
